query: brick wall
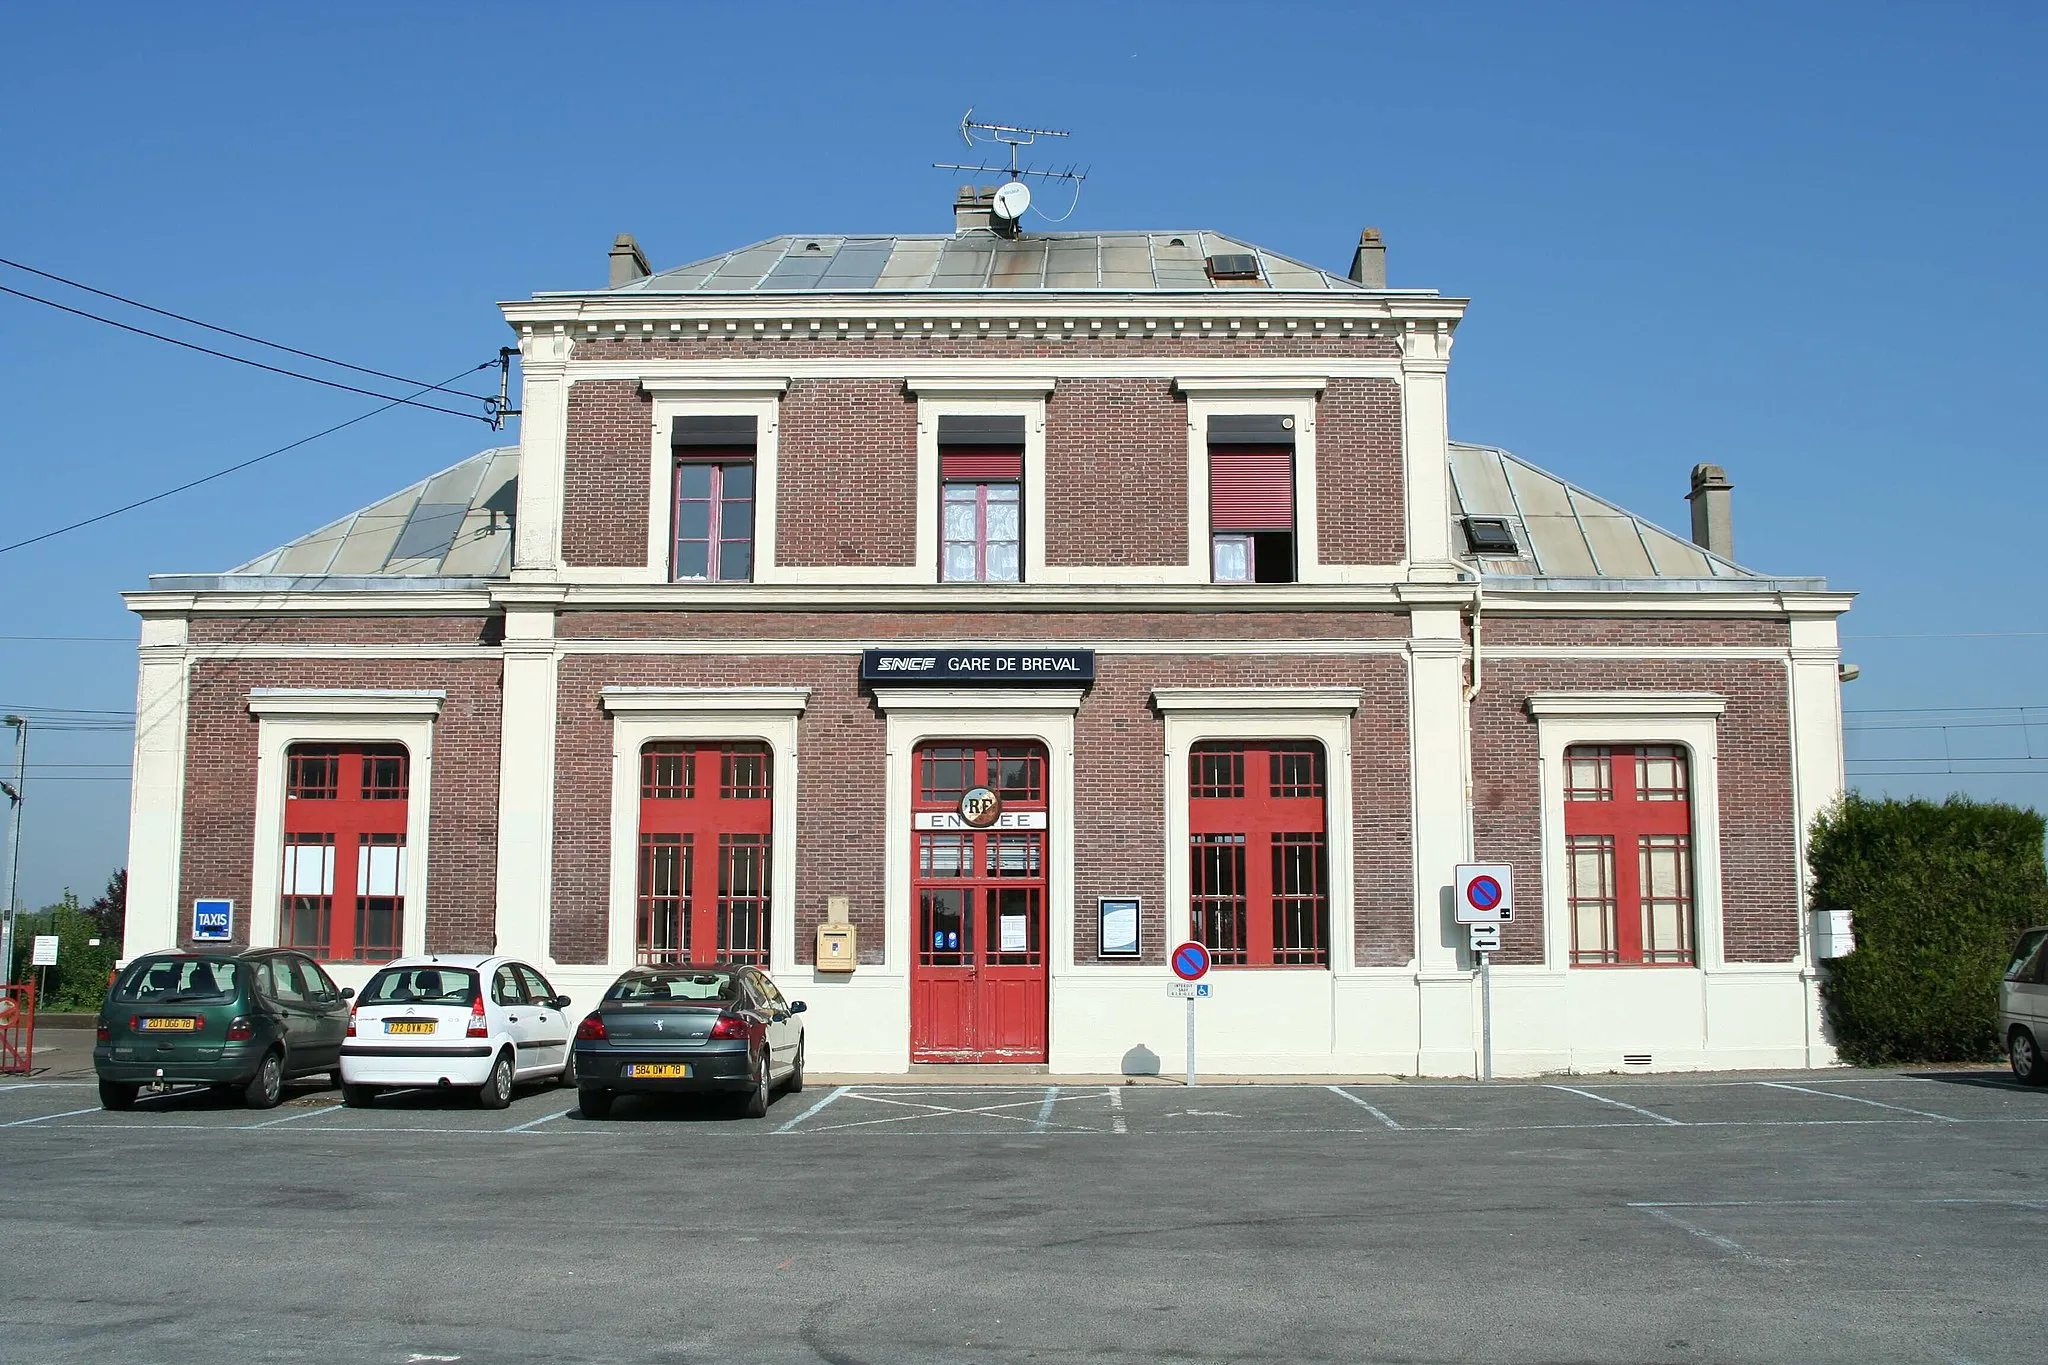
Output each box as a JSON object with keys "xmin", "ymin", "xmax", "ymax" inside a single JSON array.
[
  {"xmin": 1043, "ymin": 378, "xmax": 1187, "ymax": 566},
  {"xmin": 1485, "ymin": 616, "xmax": 1791, "ymax": 648},
  {"xmin": 561, "ymin": 380, "xmax": 651, "ymax": 568},
  {"xmin": 178, "ymin": 658, "xmax": 504, "ymax": 956},
  {"xmin": 187, "ymin": 616, "xmax": 498, "ymax": 646},
  {"xmin": 555, "ymin": 609, "xmax": 1410, "ymax": 641},
  {"xmin": 1471, "ymin": 657, "xmax": 1796, "ymax": 966},
  {"xmin": 775, "ymin": 379, "xmax": 918, "ymax": 566},
  {"xmin": 1315, "ymin": 378, "xmax": 1404, "ymax": 565}
]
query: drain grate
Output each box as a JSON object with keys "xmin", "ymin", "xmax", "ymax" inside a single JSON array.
[{"xmin": 1622, "ymin": 1054, "xmax": 1653, "ymax": 1067}]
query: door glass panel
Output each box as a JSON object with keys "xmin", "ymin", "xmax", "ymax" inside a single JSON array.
[
  {"xmin": 920, "ymin": 889, "xmax": 970, "ymax": 965},
  {"xmin": 987, "ymin": 886, "xmax": 1041, "ymax": 966}
]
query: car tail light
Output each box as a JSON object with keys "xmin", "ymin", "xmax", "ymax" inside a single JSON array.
[
  {"xmin": 466, "ymin": 994, "xmax": 488, "ymax": 1038},
  {"xmin": 575, "ymin": 1014, "xmax": 607, "ymax": 1041},
  {"xmin": 128, "ymin": 1016, "xmax": 142, "ymax": 1031},
  {"xmin": 345, "ymin": 1008, "xmax": 356, "ymax": 1039},
  {"xmin": 226, "ymin": 1017, "xmax": 254, "ymax": 1042},
  {"xmin": 96, "ymin": 1023, "xmax": 110, "ymax": 1042},
  {"xmin": 709, "ymin": 1015, "xmax": 755, "ymax": 1041}
]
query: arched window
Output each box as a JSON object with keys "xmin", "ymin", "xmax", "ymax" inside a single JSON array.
[{"xmin": 636, "ymin": 741, "xmax": 773, "ymax": 965}]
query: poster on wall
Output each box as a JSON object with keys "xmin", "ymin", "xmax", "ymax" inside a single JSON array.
[{"xmin": 1098, "ymin": 898, "xmax": 1141, "ymax": 958}]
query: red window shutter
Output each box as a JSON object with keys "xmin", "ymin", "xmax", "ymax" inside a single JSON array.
[
  {"xmin": 941, "ymin": 448, "xmax": 1023, "ymax": 481},
  {"xmin": 1209, "ymin": 447, "xmax": 1294, "ymax": 530}
]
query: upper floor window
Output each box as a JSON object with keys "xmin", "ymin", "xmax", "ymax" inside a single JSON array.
[
  {"xmin": 1208, "ymin": 415, "xmax": 1296, "ymax": 584},
  {"xmin": 938, "ymin": 415, "xmax": 1025, "ymax": 583},
  {"xmin": 1564, "ymin": 744, "xmax": 1695, "ymax": 967},
  {"xmin": 671, "ymin": 415, "xmax": 756, "ymax": 583}
]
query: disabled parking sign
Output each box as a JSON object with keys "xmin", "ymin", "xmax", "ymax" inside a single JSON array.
[{"xmin": 1454, "ymin": 865, "xmax": 1514, "ymax": 924}]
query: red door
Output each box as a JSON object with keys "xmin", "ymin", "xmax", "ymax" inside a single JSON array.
[
  {"xmin": 636, "ymin": 741, "xmax": 773, "ymax": 966},
  {"xmin": 910, "ymin": 742, "xmax": 1049, "ymax": 1063}
]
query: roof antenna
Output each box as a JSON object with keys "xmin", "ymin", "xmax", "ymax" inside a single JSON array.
[{"xmin": 934, "ymin": 109, "xmax": 1088, "ymax": 234}]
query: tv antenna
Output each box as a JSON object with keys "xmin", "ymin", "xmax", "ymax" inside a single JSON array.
[{"xmin": 933, "ymin": 109, "xmax": 1088, "ymax": 230}]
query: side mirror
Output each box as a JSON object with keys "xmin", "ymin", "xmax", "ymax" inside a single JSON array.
[
  {"xmin": 340, "ymin": 986, "xmax": 355, "ymax": 1000},
  {"xmin": 552, "ymin": 995, "xmax": 572, "ymax": 1011},
  {"xmin": 789, "ymin": 1000, "xmax": 807, "ymax": 1015}
]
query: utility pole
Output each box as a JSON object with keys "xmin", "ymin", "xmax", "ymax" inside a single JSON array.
[{"xmin": 1, "ymin": 715, "xmax": 24, "ymax": 987}]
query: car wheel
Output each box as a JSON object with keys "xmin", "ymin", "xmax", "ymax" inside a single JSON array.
[
  {"xmin": 98, "ymin": 1080, "xmax": 138, "ymax": 1111},
  {"xmin": 2011, "ymin": 1028, "xmax": 2047, "ymax": 1085},
  {"xmin": 244, "ymin": 1050, "xmax": 285, "ymax": 1110},
  {"xmin": 477, "ymin": 1049, "xmax": 515, "ymax": 1109},
  {"xmin": 785, "ymin": 1040, "xmax": 805, "ymax": 1095},
  {"xmin": 740, "ymin": 1046, "xmax": 770, "ymax": 1119},
  {"xmin": 558, "ymin": 1047, "xmax": 579, "ymax": 1089},
  {"xmin": 341, "ymin": 1083, "xmax": 378, "ymax": 1109},
  {"xmin": 577, "ymin": 1087, "xmax": 613, "ymax": 1119}
]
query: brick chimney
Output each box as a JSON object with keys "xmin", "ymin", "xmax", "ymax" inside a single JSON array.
[
  {"xmin": 954, "ymin": 185, "xmax": 997, "ymax": 233},
  {"xmin": 609, "ymin": 233, "xmax": 650, "ymax": 288},
  {"xmin": 1687, "ymin": 464, "xmax": 1734, "ymax": 560},
  {"xmin": 1348, "ymin": 228, "xmax": 1386, "ymax": 288}
]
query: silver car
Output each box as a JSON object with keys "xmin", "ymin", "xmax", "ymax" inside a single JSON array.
[{"xmin": 1999, "ymin": 927, "xmax": 2048, "ymax": 1084}]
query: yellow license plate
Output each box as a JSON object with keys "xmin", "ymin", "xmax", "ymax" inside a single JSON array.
[
  {"xmin": 139, "ymin": 1017, "xmax": 198, "ymax": 1032},
  {"xmin": 385, "ymin": 1020, "xmax": 436, "ymax": 1035},
  {"xmin": 624, "ymin": 1063, "xmax": 689, "ymax": 1079}
]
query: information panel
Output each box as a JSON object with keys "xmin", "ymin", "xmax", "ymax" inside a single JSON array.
[{"xmin": 860, "ymin": 649, "xmax": 1096, "ymax": 685}]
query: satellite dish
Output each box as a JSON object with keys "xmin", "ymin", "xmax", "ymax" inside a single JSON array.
[{"xmin": 991, "ymin": 180, "xmax": 1032, "ymax": 221}]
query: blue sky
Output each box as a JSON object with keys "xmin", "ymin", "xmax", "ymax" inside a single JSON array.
[{"xmin": 2, "ymin": 2, "xmax": 2044, "ymax": 910}]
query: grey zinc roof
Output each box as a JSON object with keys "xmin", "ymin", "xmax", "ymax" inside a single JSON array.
[
  {"xmin": 228, "ymin": 447, "xmax": 518, "ymax": 579},
  {"xmin": 1446, "ymin": 442, "xmax": 1819, "ymax": 587},
  {"xmin": 593, "ymin": 232, "xmax": 1370, "ymax": 295}
]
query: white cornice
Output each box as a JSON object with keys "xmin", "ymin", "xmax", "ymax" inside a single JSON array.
[
  {"xmin": 247, "ymin": 688, "xmax": 446, "ymax": 718},
  {"xmin": 639, "ymin": 377, "xmax": 790, "ymax": 396},
  {"xmin": 601, "ymin": 686, "xmax": 811, "ymax": 715},
  {"xmin": 1152, "ymin": 686, "xmax": 1365, "ymax": 713},
  {"xmin": 1525, "ymin": 691, "xmax": 1728, "ymax": 720},
  {"xmin": 1173, "ymin": 375, "xmax": 1328, "ymax": 395},
  {"xmin": 871, "ymin": 687, "xmax": 1086, "ymax": 714},
  {"xmin": 501, "ymin": 294, "xmax": 1469, "ymax": 333},
  {"xmin": 564, "ymin": 356, "xmax": 1403, "ymax": 384},
  {"xmin": 902, "ymin": 376, "xmax": 1058, "ymax": 396}
]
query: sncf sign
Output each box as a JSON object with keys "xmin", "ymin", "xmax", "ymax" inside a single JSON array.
[{"xmin": 860, "ymin": 649, "xmax": 1096, "ymax": 684}]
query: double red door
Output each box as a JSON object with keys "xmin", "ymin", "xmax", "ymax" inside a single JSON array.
[{"xmin": 909, "ymin": 742, "xmax": 1049, "ymax": 1063}]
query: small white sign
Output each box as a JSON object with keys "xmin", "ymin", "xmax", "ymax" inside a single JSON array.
[
  {"xmin": 31, "ymin": 935, "xmax": 59, "ymax": 967},
  {"xmin": 1468, "ymin": 922, "xmax": 1501, "ymax": 954},
  {"xmin": 913, "ymin": 810, "xmax": 1048, "ymax": 831},
  {"xmin": 1167, "ymin": 982, "xmax": 1213, "ymax": 1000},
  {"xmin": 1000, "ymin": 913, "xmax": 1028, "ymax": 953},
  {"xmin": 1455, "ymin": 863, "xmax": 1515, "ymax": 923}
]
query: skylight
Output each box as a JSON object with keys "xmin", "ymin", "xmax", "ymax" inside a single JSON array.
[{"xmin": 1463, "ymin": 516, "xmax": 1519, "ymax": 556}]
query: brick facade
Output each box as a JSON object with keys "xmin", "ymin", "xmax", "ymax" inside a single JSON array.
[
  {"xmin": 176, "ymin": 657, "xmax": 505, "ymax": 956},
  {"xmin": 1043, "ymin": 378, "xmax": 1187, "ymax": 567},
  {"xmin": 776, "ymin": 378, "xmax": 919, "ymax": 567},
  {"xmin": 561, "ymin": 380, "xmax": 651, "ymax": 568},
  {"xmin": 1485, "ymin": 616, "xmax": 1792, "ymax": 648},
  {"xmin": 1315, "ymin": 378, "xmax": 1405, "ymax": 565},
  {"xmin": 555, "ymin": 609, "xmax": 1411, "ymax": 641}
]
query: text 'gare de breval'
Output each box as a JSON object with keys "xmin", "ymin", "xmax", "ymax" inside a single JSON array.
[{"xmin": 119, "ymin": 194, "xmax": 1853, "ymax": 1076}]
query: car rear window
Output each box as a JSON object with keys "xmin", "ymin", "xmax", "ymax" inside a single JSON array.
[
  {"xmin": 2007, "ymin": 930, "xmax": 2048, "ymax": 980},
  {"xmin": 605, "ymin": 971, "xmax": 740, "ymax": 1004},
  {"xmin": 113, "ymin": 957, "xmax": 242, "ymax": 1004},
  {"xmin": 359, "ymin": 966, "xmax": 481, "ymax": 1006}
]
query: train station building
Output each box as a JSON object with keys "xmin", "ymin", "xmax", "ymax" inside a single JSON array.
[{"xmin": 120, "ymin": 193, "xmax": 1855, "ymax": 1076}]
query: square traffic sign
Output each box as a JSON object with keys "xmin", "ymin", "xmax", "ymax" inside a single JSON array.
[{"xmin": 1454, "ymin": 864, "xmax": 1514, "ymax": 923}]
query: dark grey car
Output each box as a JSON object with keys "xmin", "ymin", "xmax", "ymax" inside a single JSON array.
[{"xmin": 572, "ymin": 965, "xmax": 806, "ymax": 1119}]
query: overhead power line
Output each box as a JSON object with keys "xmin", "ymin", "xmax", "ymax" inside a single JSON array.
[
  {"xmin": 0, "ymin": 359, "xmax": 495, "ymax": 557},
  {"xmin": 0, "ymin": 283, "xmax": 492, "ymax": 422},
  {"xmin": 0, "ymin": 256, "xmax": 492, "ymax": 400}
]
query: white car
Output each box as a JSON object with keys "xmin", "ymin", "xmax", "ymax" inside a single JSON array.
[{"xmin": 339, "ymin": 955, "xmax": 575, "ymax": 1108}]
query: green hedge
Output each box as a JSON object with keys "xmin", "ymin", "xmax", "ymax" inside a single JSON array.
[
  {"xmin": 8, "ymin": 895, "xmax": 122, "ymax": 1013},
  {"xmin": 1814, "ymin": 794, "xmax": 2048, "ymax": 1065}
]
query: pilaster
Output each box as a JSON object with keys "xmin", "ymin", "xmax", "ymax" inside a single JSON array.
[
  {"xmin": 512, "ymin": 331, "xmax": 572, "ymax": 577},
  {"xmin": 493, "ymin": 587, "xmax": 564, "ymax": 960},
  {"xmin": 121, "ymin": 604, "xmax": 192, "ymax": 957}
]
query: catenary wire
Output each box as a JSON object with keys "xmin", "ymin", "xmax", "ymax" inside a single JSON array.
[
  {"xmin": 0, "ymin": 256, "xmax": 492, "ymax": 400},
  {"xmin": 0, "ymin": 283, "xmax": 493, "ymax": 421},
  {"xmin": 0, "ymin": 359, "xmax": 496, "ymax": 557}
]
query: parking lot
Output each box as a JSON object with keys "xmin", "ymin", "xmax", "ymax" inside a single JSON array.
[{"xmin": 3, "ymin": 1068, "xmax": 2044, "ymax": 1364}]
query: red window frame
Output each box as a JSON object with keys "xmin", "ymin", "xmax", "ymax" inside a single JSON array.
[
  {"xmin": 1187, "ymin": 740, "xmax": 1329, "ymax": 968},
  {"xmin": 940, "ymin": 446, "xmax": 1023, "ymax": 584},
  {"xmin": 637, "ymin": 741, "xmax": 773, "ymax": 965},
  {"xmin": 1563, "ymin": 744, "xmax": 1696, "ymax": 966},
  {"xmin": 673, "ymin": 454, "xmax": 754, "ymax": 583},
  {"xmin": 279, "ymin": 743, "xmax": 410, "ymax": 963}
]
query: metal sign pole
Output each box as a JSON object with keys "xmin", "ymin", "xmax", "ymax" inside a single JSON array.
[
  {"xmin": 1185, "ymin": 997, "xmax": 1197, "ymax": 1088},
  {"xmin": 1479, "ymin": 950, "xmax": 1494, "ymax": 1082}
]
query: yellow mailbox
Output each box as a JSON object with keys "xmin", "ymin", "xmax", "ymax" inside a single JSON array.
[{"xmin": 816, "ymin": 898, "xmax": 856, "ymax": 973}]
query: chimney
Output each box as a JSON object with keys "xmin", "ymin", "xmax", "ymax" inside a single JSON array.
[
  {"xmin": 609, "ymin": 233, "xmax": 650, "ymax": 288},
  {"xmin": 1687, "ymin": 463, "xmax": 1735, "ymax": 560},
  {"xmin": 1348, "ymin": 227, "xmax": 1386, "ymax": 288},
  {"xmin": 954, "ymin": 185, "xmax": 996, "ymax": 233}
]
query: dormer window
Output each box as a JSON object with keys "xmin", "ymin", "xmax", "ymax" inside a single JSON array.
[{"xmin": 672, "ymin": 415, "xmax": 756, "ymax": 583}]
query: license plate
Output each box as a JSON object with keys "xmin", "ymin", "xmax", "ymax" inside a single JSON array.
[
  {"xmin": 623, "ymin": 1063, "xmax": 689, "ymax": 1079},
  {"xmin": 384, "ymin": 1020, "xmax": 436, "ymax": 1036},
  {"xmin": 139, "ymin": 1017, "xmax": 198, "ymax": 1032}
]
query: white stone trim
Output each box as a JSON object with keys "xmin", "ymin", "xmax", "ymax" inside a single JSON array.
[
  {"xmin": 495, "ymin": 605, "xmax": 559, "ymax": 963},
  {"xmin": 1530, "ymin": 699, "xmax": 1727, "ymax": 973},
  {"xmin": 641, "ymin": 386, "xmax": 786, "ymax": 587},
  {"xmin": 1172, "ymin": 375, "xmax": 1329, "ymax": 395},
  {"xmin": 1179, "ymin": 389, "xmax": 1323, "ymax": 585},
  {"xmin": 639, "ymin": 378, "xmax": 791, "ymax": 397},
  {"xmin": 903, "ymin": 376, "xmax": 1057, "ymax": 396},
  {"xmin": 870, "ymin": 687, "xmax": 1085, "ymax": 715},
  {"xmin": 121, "ymin": 614, "xmax": 191, "ymax": 958},
  {"xmin": 1154, "ymin": 689, "xmax": 1361, "ymax": 976},
  {"xmin": 246, "ymin": 694, "xmax": 438, "ymax": 959},
  {"xmin": 600, "ymin": 689, "xmax": 808, "ymax": 974}
]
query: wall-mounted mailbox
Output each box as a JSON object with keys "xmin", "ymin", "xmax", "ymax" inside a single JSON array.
[{"xmin": 816, "ymin": 897, "xmax": 856, "ymax": 973}]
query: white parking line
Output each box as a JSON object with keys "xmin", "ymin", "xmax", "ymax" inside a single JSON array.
[
  {"xmin": 773, "ymin": 1084, "xmax": 850, "ymax": 1134},
  {"xmin": 1756, "ymin": 1081, "xmax": 1960, "ymax": 1121},
  {"xmin": 1033, "ymin": 1086, "xmax": 1059, "ymax": 1133},
  {"xmin": 1326, "ymin": 1085, "xmax": 1402, "ymax": 1128},
  {"xmin": 0, "ymin": 1106, "xmax": 102, "ymax": 1128},
  {"xmin": 244, "ymin": 1104, "xmax": 343, "ymax": 1129},
  {"xmin": 1548, "ymin": 1085, "xmax": 1685, "ymax": 1125},
  {"xmin": 503, "ymin": 1107, "xmax": 574, "ymax": 1134},
  {"xmin": 1632, "ymin": 1205, "xmax": 1755, "ymax": 1258},
  {"xmin": 1108, "ymin": 1086, "xmax": 1127, "ymax": 1135},
  {"xmin": 791, "ymin": 1086, "xmax": 1107, "ymax": 1136}
]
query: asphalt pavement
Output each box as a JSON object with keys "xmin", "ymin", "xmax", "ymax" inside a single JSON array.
[{"xmin": 0, "ymin": 1065, "xmax": 2042, "ymax": 1364}]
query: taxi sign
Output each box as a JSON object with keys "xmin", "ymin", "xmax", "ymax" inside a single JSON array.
[
  {"xmin": 1455, "ymin": 864, "xmax": 1514, "ymax": 924},
  {"xmin": 192, "ymin": 899, "xmax": 234, "ymax": 942}
]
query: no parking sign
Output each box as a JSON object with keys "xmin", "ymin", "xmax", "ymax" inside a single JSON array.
[{"xmin": 1455, "ymin": 864, "xmax": 1514, "ymax": 924}]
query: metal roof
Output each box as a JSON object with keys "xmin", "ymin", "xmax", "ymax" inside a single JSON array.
[
  {"xmin": 227, "ymin": 447, "xmax": 517, "ymax": 579},
  {"xmin": 590, "ymin": 232, "xmax": 1373, "ymax": 295}
]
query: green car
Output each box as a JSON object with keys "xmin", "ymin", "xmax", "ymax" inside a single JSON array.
[{"xmin": 94, "ymin": 950, "xmax": 354, "ymax": 1110}]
